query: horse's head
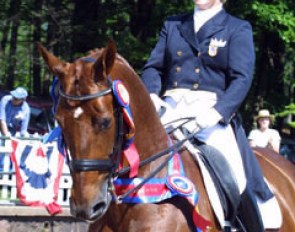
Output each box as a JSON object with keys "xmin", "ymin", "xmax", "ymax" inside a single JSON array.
[{"xmin": 38, "ymin": 41, "xmax": 120, "ymax": 221}]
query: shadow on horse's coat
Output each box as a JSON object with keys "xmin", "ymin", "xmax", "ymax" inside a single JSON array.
[{"xmin": 38, "ymin": 41, "xmax": 294, "ymax": 232}]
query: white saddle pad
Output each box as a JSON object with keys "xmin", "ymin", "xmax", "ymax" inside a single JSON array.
[
  {"xmin": 173, "ymin": 130, "xmax": 282, "ymax": 230},
  {"xmin": 256, "ymin": 181, "xmax": 282, "ymax": 229}
]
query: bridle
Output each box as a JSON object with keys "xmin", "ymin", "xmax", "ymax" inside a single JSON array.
[
  {"xmin": 57, "ymin": 73, "xmax": 196, "ymax": 201},
  {"xmin": 59, "ymin": 84, "xmax": 112, "ymax": 101},
  {"xmin": 59, "ymin": 77, "xmax": 126, "ymax": 177}
]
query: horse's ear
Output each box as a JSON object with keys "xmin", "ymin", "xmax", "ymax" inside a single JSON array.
[
  {"xmin": 93, "ymin": 40, "xmax": 117, "ymax": 82},
  {"xmin": 37, "ymin": 42, "xmax": 69, "ymax": 78}
]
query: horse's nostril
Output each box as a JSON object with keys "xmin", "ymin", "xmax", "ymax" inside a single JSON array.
[{"xmin": 92, "ymin": 202, "xmax": 106, "ymax": 214}]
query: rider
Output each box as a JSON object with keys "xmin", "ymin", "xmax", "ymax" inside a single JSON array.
[{"xmin": 141, "ymin": 0, "xmax": 281, "ymax": 230}]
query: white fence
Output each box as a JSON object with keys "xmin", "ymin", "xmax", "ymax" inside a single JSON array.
[{"xmin": 0, "ymin": 139, "xmax": 72, "ymax": 208}]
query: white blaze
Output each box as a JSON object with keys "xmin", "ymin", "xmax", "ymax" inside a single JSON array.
[{"xmin": 73, "ymin": 107, "xmax": 84, "ymax": 118}]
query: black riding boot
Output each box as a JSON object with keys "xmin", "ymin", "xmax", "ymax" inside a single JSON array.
[{"xmin": 237, "ymin": 187, "xmax": 264, "ymax": 232}]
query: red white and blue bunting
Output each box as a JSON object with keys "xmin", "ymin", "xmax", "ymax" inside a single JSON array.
[{"xmin": 10, "ymin": 139, "xmax": 64, "ymax": 215}]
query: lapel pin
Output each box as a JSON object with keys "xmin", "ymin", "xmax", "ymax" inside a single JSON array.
[{"xmin": 208, "ymin": 38, "xmax": 227, "ymax": 57}]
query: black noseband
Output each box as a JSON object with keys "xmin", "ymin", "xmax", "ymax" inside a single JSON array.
[{"xmin": 70, "ymin": 159, "xmax": 113, "ymax": 172}]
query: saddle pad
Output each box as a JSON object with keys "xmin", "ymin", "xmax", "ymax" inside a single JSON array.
[
  {"xmin": 174, "ymin": 130, "xmax": 283, "ymax": 230},
  {"xmin": 189, "ymin": 144, "xmax": 228, "ymax": 227},
  {"xmin": 185, "ymin": 140, "xmax": 282, "ymax": 229},
  {"xmin": 173, "ymin": 130, "xmax": 226, "ymax": 228},
  {"xmin": 256, "ymin": 180, "xmax": 282, "ymax": 229}
]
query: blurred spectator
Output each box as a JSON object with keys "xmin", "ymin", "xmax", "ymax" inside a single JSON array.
[
  {"xmin": 0, "ymin": 87, "xmax": 30, "ymax": 137},
  {"xmin": 248, "ymin": 109, "xmax": 281, "ymax": 153}
]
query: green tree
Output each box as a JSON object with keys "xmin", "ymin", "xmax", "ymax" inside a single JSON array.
[{"xmin": 0, "ymin": 0, "xmax": 294, "ymax": 137}]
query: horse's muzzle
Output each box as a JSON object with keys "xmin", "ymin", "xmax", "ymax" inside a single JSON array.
[
  {"xmin": 70, "ymin": 193, "xmax": 112, "ymax": 222},
  {"xmin": 70, "ymin": 180, "xmax": 112, "ymax": 222}
]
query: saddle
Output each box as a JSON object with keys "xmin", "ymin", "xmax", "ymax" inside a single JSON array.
[
  {"xmin": 196, "ymin": 143, "xmax": 264, "ymax": 232},
  {"xmin": 196, "ymin": 143, "xmax": 240, "ymax": 223},
  {"xmin": 172, "ymin": 129, "xmax": 264, "ymax": 232}
]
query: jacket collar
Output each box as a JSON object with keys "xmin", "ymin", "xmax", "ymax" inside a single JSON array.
[{"xmin": 178, "ymin": 9, "xmax": 228, "ymax": 51}]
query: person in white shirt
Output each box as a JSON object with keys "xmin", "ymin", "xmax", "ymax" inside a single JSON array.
[{"xmin": 248, "ymin": 109, "xmax": 281, "ymax": 153}]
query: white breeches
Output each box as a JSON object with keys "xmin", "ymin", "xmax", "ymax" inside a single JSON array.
[
  {"xmin": 195, "ymin": 125, "xmax": 246, "ymax": 193},
  {"xmin": 162, "ymin": 89, "xmax": 247, "ymax": 193}
]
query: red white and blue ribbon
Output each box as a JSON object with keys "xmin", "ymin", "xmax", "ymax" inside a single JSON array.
[
  {"xmin": 112, "ymin": 80, "xmax": 135, "ymax": 149},
  {"xmin": 114, "ymin": 151, "xmax": 211, "ymax": 232},
  {"xmin": 112, "ymin": 80, "xmax": 139, "ymax": 177},
  {"xmin": 10, "ymin": 139, "xmax": 64, "ymax": 215}
]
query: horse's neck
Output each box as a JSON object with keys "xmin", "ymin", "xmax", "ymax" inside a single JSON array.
[
  {"xmin": 111, "ymin": 62, "xmax": 168, "ymax": 159},
  {"xmin": 131, "ymin": 90, "xmax": 168, "ymax": 157}
]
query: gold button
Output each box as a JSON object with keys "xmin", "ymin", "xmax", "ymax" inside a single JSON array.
[
  {"xmin": 176, "ymin": 66, "xmax": 181, "ymax": 72},
  {"xmin": 195, "ymin": 68, "xmax": 200, "ymax": 73},
  {"xmin": 193, "ymin": 83, "xmax": 199, "ymax": 89},
  {"xmin": 173, "ymin": 81, "xmax": 178, "ymax": 87},
  {"xmin": 177, "ymin": 51, "xmax": 182, "ymax": 56}
]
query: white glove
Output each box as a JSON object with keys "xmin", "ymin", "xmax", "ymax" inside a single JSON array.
[
  {"xmin": 150, "ymin": 94, "xmax": 178, "ymax": 125},
  {"xmin": 195, "ymin": 108, "xmax": 222, "ymax": 129},
  {"xmin": 150, "ymin": 93, "xmax": 166, "ymax": 113},
  {"xmin": 150, "ymin": 93, "xmax": 174, "ymax": 118}
]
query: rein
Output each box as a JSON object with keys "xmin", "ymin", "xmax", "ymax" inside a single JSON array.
[
  {"xmin": 115, "ymin": 131, "xmax": 196, "ymax": 201},
  {"xmin": 117, "ymin": 117, "xmax": 195, "ymax": 176}
]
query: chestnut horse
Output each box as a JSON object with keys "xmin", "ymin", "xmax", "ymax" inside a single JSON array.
[{"xmin": 38, "ymin": 41, "xmax": 295, "ymax": 232}]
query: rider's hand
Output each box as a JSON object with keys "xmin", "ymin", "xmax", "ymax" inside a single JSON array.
[
  {"xmin": 195, "ymin": 108, "xmax": 222, "ymax": 129},
  {"xmin": 150, "ymin": 94, "xmax": 172, "ymax": 117},
  {"xmin": 150, "ymin": 94, "xmax": 165, "ymax": 113},
  {"xmin": 150, "ymin": 94, "xmax": 178, "ymax": 124}
]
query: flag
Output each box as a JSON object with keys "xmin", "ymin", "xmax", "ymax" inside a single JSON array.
[{"xmin": 10, "ymin": 139, "xmax": 64, "ymax": 215}]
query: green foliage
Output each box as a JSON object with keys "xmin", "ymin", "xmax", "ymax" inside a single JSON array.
[
  {"xmin": 250, "ymin": 0, "xmax": 295, "ymax": 87},
  {"xmin": 0, "ymin": 0, "xmax": 294, "ymax": 136},
  {"xmin": 277, "ymin": 103, "xmax": 295, "ymax": 128},
  {"xmin": 228, "ymin": 0, "xmax": 295, "ymax": 132},
  {"xmin": 252, "ymin": 1, "xmax": 295, "ymax": 44},
  {"xmin": 251, "ymin": 1, "xmax": 295, "ymax": 130}
]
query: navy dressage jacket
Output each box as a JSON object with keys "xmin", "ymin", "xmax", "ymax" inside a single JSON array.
[{"xmin": 141, "ymin": 9, "xmax": 273, "ymax": 201}]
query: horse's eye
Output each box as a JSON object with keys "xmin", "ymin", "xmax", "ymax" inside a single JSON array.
[{"xmin": 92, "ymin": 117, "xmax": 112, "ymax": 131}]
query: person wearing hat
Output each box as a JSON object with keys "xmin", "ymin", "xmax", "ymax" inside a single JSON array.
[
  {"xmin": 141, "ymin": 0, "xmax": 283, "ymax": 230},
  {"xmin": 248, "ymin": 109, "xmax": 281, "ymax": 153},
  {"xmin": 0, "ymin": 87, "xmax": 30, "ymax": 136}
]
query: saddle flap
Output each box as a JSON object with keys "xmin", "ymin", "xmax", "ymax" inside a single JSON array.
[{"xmin": 197, "ymin": 144, "xmax": 241, "ymax": 222}]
